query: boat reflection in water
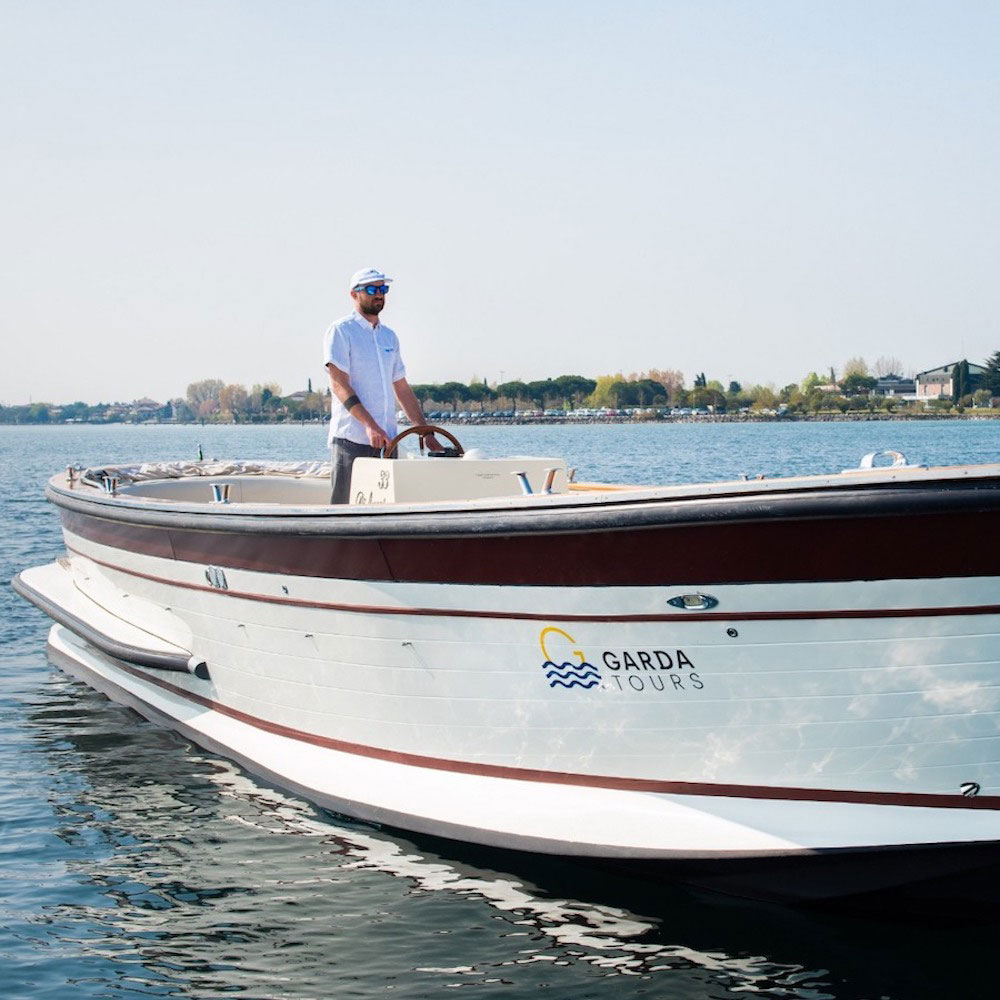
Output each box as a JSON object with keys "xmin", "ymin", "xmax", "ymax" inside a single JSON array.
[{"xmin": 13, "ymin": 430, "xmax": 1000, "ymax": 905}]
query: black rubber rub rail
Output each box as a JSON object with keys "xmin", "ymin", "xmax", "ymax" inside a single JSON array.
[{"xmin": 11, "ymin": 572, "xmax": 210, "ymax": 680}]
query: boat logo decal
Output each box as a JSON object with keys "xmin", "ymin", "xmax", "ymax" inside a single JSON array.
[
  {"xmin": 539, "ymin": 627, "xmax": 601, "ymax": 690},
  {"xmin": 540, "ymin": 627, "xmax": 705, "ymax": 695},
  {"xmin": 205, "ymin": 565, "xmax": 229, "ymax": 590}
]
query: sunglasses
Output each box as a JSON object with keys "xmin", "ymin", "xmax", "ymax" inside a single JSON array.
[{"xmin": 354, "ymin": 284, "xmax": 390, "ymax": 295}]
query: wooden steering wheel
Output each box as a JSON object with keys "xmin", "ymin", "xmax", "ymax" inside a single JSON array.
[{"xmin": 382, "ymin": 424, "xmax": 464, "ymax": 458}]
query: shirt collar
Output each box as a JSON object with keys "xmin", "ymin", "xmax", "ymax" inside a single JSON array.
[{"xmin": 353, "ymin": 307, "xmax": 379, "ymax": 330}]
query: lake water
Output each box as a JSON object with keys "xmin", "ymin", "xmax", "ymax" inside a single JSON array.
[{"xmin": 2, "ymin": 421, "xmax": 998, "ymax": 999}]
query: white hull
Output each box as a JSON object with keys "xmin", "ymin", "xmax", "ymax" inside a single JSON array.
[
  {"xmin": 22, "ymin": 542, "xmax": 1000, "ymax": 853},
  {"xmin": 44, "ymin": 618, "xmax": 1000, "ymax": 859}
]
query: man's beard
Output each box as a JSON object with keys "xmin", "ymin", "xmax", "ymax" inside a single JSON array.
[{"xmin": 360, "ymin": 299, "xmax": 384, "ymax": 317}]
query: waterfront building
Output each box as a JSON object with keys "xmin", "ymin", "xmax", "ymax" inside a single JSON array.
[{"xmin": 915, "ymin": 361, "xmax": 987, "ymax": 399}]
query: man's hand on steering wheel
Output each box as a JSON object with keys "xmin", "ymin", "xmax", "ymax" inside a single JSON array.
[
  {"xmin": 365, "ymin": 422, "xmax": 389, "ymax": 452},
  {"xmin": 424, "ymin": 434, "xmax": 444, "ymax": 453}
]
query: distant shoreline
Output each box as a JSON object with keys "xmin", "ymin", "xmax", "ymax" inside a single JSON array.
[{"xmin": 3, "ymin": 411, "xmax": 998, "ymax": 427}]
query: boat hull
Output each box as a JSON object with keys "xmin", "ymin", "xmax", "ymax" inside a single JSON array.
[
  {"xmin": 42, "ymin": 621, "xmax": 1000, "ymax": 902},
  {"xmin": 15, "ymin": 463, "xmax": 1000, "ymax": 900}
]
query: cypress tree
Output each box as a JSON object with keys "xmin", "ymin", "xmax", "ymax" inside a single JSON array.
[
  {"xmin": 985, "ymin": 351, "xmax": 1000, "ymax": 396},
  {"xmin": 952, "ymin": 360, "xmax": 971, "ymax": 402}
]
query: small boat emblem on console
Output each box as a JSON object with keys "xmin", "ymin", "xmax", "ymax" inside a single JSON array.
[{"xmin": 205, "ymin": 566, "xmax": 229, "ymax": 590}]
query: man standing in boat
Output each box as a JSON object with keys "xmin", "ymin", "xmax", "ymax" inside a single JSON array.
[{"xmin": 323, "ymin": 267, "xmax": 442, "ymax": 503}]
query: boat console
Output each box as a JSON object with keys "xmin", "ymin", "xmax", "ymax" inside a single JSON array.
[{"xmin": 348, "ymin": 423, "xmax": 568, "ymax": 504}]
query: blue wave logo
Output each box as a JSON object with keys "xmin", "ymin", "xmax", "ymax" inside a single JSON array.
[
  {"xmin": 539, "ymin": 627, "xmax": 602, "ymax": 690},
  {"xmin": 543, "ymin": 661, "xmax": 600, "ymax": 689}
]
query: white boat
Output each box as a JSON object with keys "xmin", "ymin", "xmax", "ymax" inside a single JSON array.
[{"xmin": 14, "ymin": 428, "xmax": 1000, "ymax": 902}]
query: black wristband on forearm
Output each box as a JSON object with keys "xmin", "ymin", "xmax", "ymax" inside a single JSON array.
[{"xmin": 343, "ymin": 394, "xmax": 360, "ymax": 411}]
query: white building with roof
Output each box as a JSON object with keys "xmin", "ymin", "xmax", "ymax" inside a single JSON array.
[{"xmin": 914, "ymin": 361, "xmax": 987, "ymax": 399}]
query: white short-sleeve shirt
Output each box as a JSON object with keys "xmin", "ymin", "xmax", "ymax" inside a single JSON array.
[{"xmin": 323, "ymin": 311, "xmax": 406, "ymax": 446}]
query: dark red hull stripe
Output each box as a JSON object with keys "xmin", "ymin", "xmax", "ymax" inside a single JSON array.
[
  {"xmin": 102, "ymin": 656, "xmax": 1000, "ymax": 811},
  {"xmin": 66, "ymin": 545, "xmax": 1000, "ymax": 623},
  {"xmin": 59, "ymin": 503, "xmax": 1000, "ymax": 586}
]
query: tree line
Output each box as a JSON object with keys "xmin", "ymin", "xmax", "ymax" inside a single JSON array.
[
  {"xmin": 412, "ymin": 354, "xmax": 1000, "ymax": 415},
  {"xmin": 176, "ymin": 379, "xmax": 328, "ymax": 422},
  {"xmin": 3, "ymin": 353, "xmax": 998, "ymax": 424},
  {"xmin": 0, "ymin": 379, "xmax": 328, "ymax": 425}
]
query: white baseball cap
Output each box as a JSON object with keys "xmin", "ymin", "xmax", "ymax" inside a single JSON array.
[{"xmin": 349, "ymin": 267, "xmax": 393, "ymax": 289}]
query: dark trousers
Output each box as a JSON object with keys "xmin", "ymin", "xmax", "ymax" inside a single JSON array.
[{"xmin": 330, "ymin": 437, "xmax": 381, "ymax": 504}]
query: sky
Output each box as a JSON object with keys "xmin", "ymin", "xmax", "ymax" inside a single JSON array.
[{"xmin": 2, "ymin": 0, "xmax": 999, "ymax": 405}]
